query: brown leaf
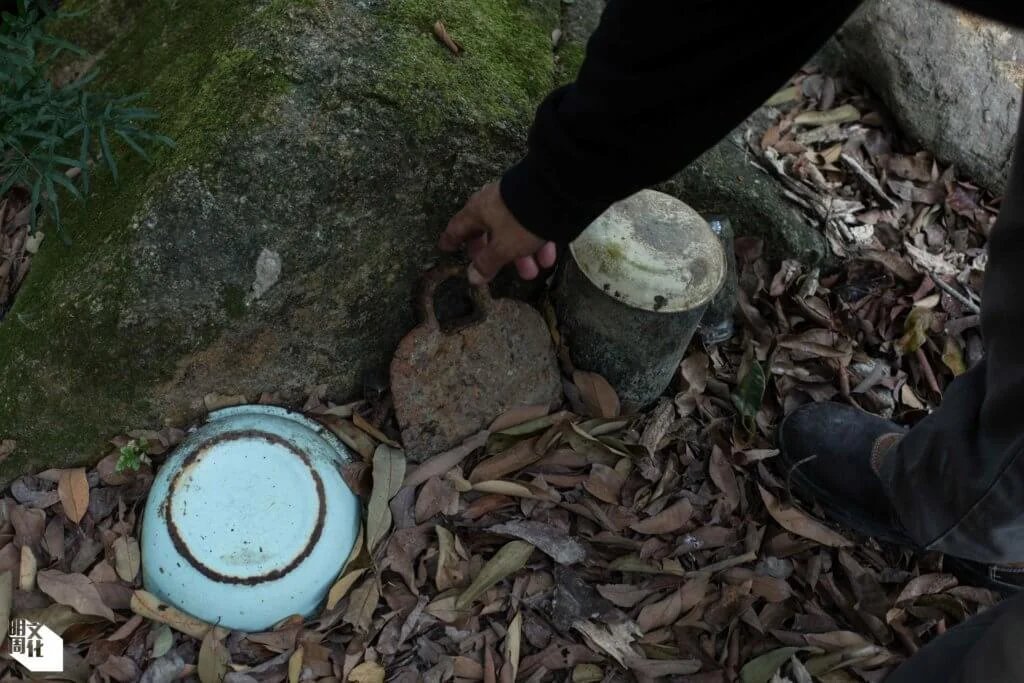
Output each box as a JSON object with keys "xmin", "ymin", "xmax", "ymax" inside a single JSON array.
[
  {"xmin": 386, "ymin": 526, "xmax": 430, "ymax": 592},
  {"xmin": 709, "ymin": 447, "xmax": 740, "ymax": 509},
  {"xmin": 316, "ymin": 415, "xmax": 378, "ymax": 461},
  {"xmin": 596, "ymin": 584, "xmax": 657, "ymax": 608},
  {"xmin": 348, "ymin": 662, "xmax": 385, "ymax": 683},
  {"xmin": 198, "ymin": 629, "xmax": 230, "ymax": 683},
  {"xmin": 573, "ymin": 371, "xmax": 620, "ymax": 418},
  {"xmin": 112, "ymin": 536, "xmax": 141, "ymax": 583},
  {"xmin": 457, "ymin": 541, "xmax": 534, "ymax": 608},
  {"xmin": 57, "ymin": 469, "xmax": 89, "ymax": 525},
  {"xmin": 758, "ymin": 485, "xmax": 852, "ymax": 547},
  {"xmin": 404, "ymin": 430, "xmax": 490, "ymax": 489},
  {"xmin": 367, "ymin": 445, "xmax": 406, "ymax": 554},
  {"xmin": 353, "ymin": 413, "xmax": 400, "ymax": 448},
  {"xmin": 453, "ymin": 656, "xmax": 484, "ymax": 680},
  {"xmin": 884, "ymin": 152, "xmax": 933, "ymax": 182},
  {"xmin": 751, "ymin": 575, "xmax": 793, "ymax": 603},
  {"xmin": 98, "ymin": 656, "xmax": 140, "ymax": 683},
  {"xmin": 326, "ymin": 568, "xmax": 367, "ymax": 610},
  {"xmin": 857, "ymin": 250, "xmax": 919, "ymax": 283},
  {"xmin": 414, "ymin": 476, "xmax": 459, "ymax": 523},
  {"xmin": 343, "ymin": 578, "xmax": 379, "ymax": 633},
  {"xmin": 583, "ymin": 464, "xmax": 625, "ymax": 504},
  {"xmin": 435, "ymin": 526, "xmax": 465, "ymax": 592},
  {"xmin": 489, "ymin": 405, "xmax": 551, "ymax": 433},
  {"xmin": 10, "ymin": 506, "xmax": 44, "ymax": 549},
  {"xmin": 246, "ymin": 624, "xmax": 301, "ymax": 653},
  {"xmin": 636, "ymin": 573, "xmax": 709, "ymax": 632},
  {"xmin": 36, "ymin": 570, "xmax": 115, "ymax": 621},
  {"xmin": 639, "ymin": 401, "xmax": 675, "ymax": 455},
  {"xmin": 895, "ymin": 574, "xmax": 958, "ymax": 605},
  {"xmin": 131, "ymin": 589, "xmax": 227, "ymax": 640},
  {"xmin": 469, "ymin": 438, "xmax": 543, "ymax": 484},
  {"xmin": 629, "ymin": 499, "xmax": 693, "ymax": 535},
  {"xmin": 96, "ymin": 454, "xmax": 132, "ymax": 486}
]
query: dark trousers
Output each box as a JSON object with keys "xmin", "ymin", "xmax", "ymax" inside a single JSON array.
[
  {"xmin": 873, "ymin": 102, "xmax": 1024, "ymax": 679},
  {"xmin": 878, "ymin": 101, "xmax": 1024, "ymax": 565}
]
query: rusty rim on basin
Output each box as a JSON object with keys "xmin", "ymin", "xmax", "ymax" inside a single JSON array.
[{"xmin": 163, "ymin": 428, "xmax": 327, "ymax": 586}]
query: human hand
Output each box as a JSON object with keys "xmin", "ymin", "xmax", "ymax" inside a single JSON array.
[{"xmin": 441, "ymin": 182, "xmax": 557, "ymax": 285}]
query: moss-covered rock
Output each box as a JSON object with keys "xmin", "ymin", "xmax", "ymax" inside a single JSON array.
[{"xmin": 0, "ymin": 0, "xmax": 574, "ymax": 482}]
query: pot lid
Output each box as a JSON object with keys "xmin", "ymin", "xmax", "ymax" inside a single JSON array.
[{"xmin": 568, "ymin": 190, "xmax": 726, "ymax": 313}]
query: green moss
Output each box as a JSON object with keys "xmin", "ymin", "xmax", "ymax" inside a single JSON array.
[
  {"xmin": 221, "ymin": 284, "xmax": 249, "ymax": 320},
  {"xmin": 0, "ymin": 0, "xmax": 305, "ymax": 479},
  {"xmin": 378, "ymin": 0, "xmax": 558, "ymax": 131},
  {"xmin": 554, "ymin": 41, "xmax": 585, "ymax": 86}
]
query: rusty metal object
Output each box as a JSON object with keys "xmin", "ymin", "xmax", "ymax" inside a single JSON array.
[{"xmin": 391, "ymin": 265, "xmax": 562, "ymax": 462}]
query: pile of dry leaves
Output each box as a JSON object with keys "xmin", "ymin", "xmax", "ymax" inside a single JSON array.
[{"xmin": 0, "ymin": 69, "xmax": 1002, "ymax": 683}]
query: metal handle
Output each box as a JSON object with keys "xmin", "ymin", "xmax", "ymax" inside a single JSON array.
[{"xmin": 419, "ymin": 264, "xmax": 493, "ymax": 332}]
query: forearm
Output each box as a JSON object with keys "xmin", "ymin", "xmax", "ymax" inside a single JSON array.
[{"xmin": 502, "ymin": 0, "xmax": 863, "ymax": 244}]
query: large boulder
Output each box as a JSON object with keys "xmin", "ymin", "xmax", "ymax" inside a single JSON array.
[
  {"xmin": 825, "ymin": 0, "xmax": 1022, "ymax": 193},
  {"xmin": 0, "ymin": 0, "xmax": 572, "ymax": 479},
  {"xmin": 0, "ymin": 0, "xmax": 825, "ymax": 481}
]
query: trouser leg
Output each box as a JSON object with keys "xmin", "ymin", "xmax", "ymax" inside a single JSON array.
[
  {"xmin": 885, "ymin": 591, "xmax": 1024, "ymax": 683},
  {"xmin": 878, "ymin": 99, "xmax": 1024, "ymax": 563}
]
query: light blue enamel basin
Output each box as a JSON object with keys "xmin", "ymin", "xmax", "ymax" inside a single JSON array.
[{"xmin": 140, "ymin": 405, "xmax": 360, "ymax": 631}]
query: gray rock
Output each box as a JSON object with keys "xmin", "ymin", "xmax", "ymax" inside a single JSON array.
[
  {"xmin": 825, "ymin": 0, "xmax": 1022, "ymax": 193},
  {"xmin": 662, "ymin": 118, "xmax": 828, "ymax": 266}
]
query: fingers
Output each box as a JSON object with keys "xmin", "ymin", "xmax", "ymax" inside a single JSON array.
[
  {"xmin": 468, "ymin": 238, "xmax": 510, "ymax": 286},
  {"xmin": 515, "ymin": 255, "xmax": 540, "ymax": 280},
  {"xmin": 537, "ymin": 241, "xmax": 557, "ymax": 269},
  {"xmin": 440, "ymin": 200, "xmax": 485, "ymax": 252}
]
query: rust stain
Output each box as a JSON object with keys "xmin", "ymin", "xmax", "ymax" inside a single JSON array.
[{"xmin": 165, "ymin": 429, "xmax": 327, "ymax": 585}]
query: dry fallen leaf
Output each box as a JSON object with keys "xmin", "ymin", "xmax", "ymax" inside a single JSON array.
[
  {"xmin": 636, "ymin": 573, "xmax": 710, "ymax": 632},
  {"xmin": 348, "ymin": 661, "xmax": 386, "ymax": 683},
  {"xmin": 502, "ymin": 611, "xmax": 522, "ymax": 683},
  {"xmin": 19, "ymin": 545, "xmax": 36, "ymax": 591},
  {"xmin": 288, "ymin": 646, "xmax": 303, "ymax": 683},
  {"xmin": 583, "ymin": 464, "xmax": 625, "ymax": 504},
  {"xmin": 326, "ymin": 568, "xmax": 368, "ymax": 611},
  {"xmin": 198, "ymin": 629, "xmax": 230, "ymax": 683},
  {"xmin": 57, "ymin": 468, "xmax": 89, "ymax": 525},
  {"xmin": 367, "ymin": 445, "xmax": 406, "ymax": 554},
  {"xmin": 113, "ymin": 536, "xmax": 141, "ymax": 583},
  {"xmin": 573, "ymin": 371, "xmax": 620, "ymax": 418},
  {"xmin": 131, "ymin": 590, "xmax": 227, "ymax": 640},
  {"xmin": 630, "ymin": 499, "xmax": 693, "ymax": 535},
  {"xmin": 343, "ymin": 578, "xmax": 380, "ymax": 633},
  {"xmin": 37, "ymin": 570, "xmax": 116, "ymax": 621},
  {"xmin": 457, "ymin": 541, "xmax": 534, "ymax": 608},
  {"xmin": 432, "ymin": 20, "xmax": 462, "ymax": 55},
  {"xmin": 758, "ymin": 485, "xmax": 852, "ymax": 547}
]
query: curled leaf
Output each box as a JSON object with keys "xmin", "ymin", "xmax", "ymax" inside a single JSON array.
[{"xmin": 367, "ymin": 446, "xmax": 406, "ymax": 554}]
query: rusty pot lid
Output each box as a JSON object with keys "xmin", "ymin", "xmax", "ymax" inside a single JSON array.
[
  {"xmin": 140, "ymin": 404, "xmax": 360, "ymax": 632},
  {"xmin": 569, "ymin": 189, "xmax": 726, "ymax": 313}
]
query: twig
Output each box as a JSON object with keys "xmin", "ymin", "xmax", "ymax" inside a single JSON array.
[
  {"xmin": 928, "ymin": 272, "xmax": 981, "ymax": 314},
  {"xmin": 841, "ymin": 153, "xmax": 899, "ymax": 208},
  {"xmin": 433, "ymin": 20, "xmax": 462, "ymax": 55},
  {"xmin": 916, "ymin": 347, "xmax": 941, "ymax": 395}
]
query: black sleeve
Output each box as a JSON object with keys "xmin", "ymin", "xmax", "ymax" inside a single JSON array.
[{"xmin": 500, "ymin": 0, "xmax": 864, "ymax": 245}]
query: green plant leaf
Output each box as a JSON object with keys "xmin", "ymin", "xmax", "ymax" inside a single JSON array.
[
  {"xmin": 731, "ymin": 361, "xmax": 766, "ymax": 425},
  {"xmin": 98, "ymin": 123, "xmax": 118, "ymax": 184}
]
